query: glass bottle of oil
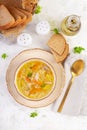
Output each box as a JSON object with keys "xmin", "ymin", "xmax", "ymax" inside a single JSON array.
[{"xmin": 61, "ymin": 15, "xmax": 81, "ymax": 36}]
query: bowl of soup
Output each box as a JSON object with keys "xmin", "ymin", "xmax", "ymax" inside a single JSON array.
[
  {"xmin": 15, "ymin": 59, "xmax": 55, "ymax": 100},
  {"xmin": 6, "ymin": 49, "xmax": 65, "ymax": 107}
]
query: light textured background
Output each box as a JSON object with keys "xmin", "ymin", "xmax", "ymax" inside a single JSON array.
[{"xmin": 0, "ymin": 0, "xmax": 87, "ymax": 129}]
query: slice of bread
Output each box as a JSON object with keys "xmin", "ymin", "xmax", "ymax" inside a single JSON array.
[
  {"xmin": 16, "ymin": 8, "xmax": 32, "ymax": 24},
  {"xmin": 0, "ymin": 5, "xmax": 15, "ymax": 29},
  {"xmin": 7, "ymin": 8, "xmax": 22, "ymax": 27},
  {"xmin": 47, "ymin": 34, "xmax": 66, "ymax": 56},
  {"xmin": 7, "ymin": 7, "xmax": 27, "ymax": 25},
  {"xmin": 0, "ymin": 0, "xmax": 38, "ymax": 14},
  {"xmin": 51, "ymin": 43, "xmax": 69, "ymax": 63}
]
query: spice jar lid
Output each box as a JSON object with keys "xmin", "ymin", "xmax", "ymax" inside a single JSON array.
[
  {"xmin": 17, "ymin": 33, "xmax": 32, "ymax": 46},
  {"xmin": 36, "ymin": 21, "xmax": 50, "ymax": 35}
]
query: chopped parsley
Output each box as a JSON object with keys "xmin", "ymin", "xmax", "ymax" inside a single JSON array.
[
  {"xmin": 41, "ymin": 83, "xmax": 46, "ymax": 88},
  {"xmin": 73, "ymin": 46, "xmax": 85, "ymax": 54},
  {"xmin": 27, "ymin": 72, "xmax": 32, "ymax": 77},
  {"xmin": 35, "ymin": 5, "xmax": 42, "ymax": 14},
  {"xmin": 52, "ymin": 28, "xmax": 59, "ymax": 34},
  {"xmin": 1, "ymin": 53, "xmax": 8, "ymax": 59},
  {"xmin": 30, "ymin": 112, "xmax": 38, "ymax": 118}
]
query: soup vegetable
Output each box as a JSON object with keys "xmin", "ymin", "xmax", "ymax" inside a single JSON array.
[{"xmin": 15, "ymin": 60, "xmax": 54, "ymax": 99}]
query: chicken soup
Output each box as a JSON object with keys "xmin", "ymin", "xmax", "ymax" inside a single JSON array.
[{"xmin": 15, "ymin": 59, "xmax": 55, "ymax": 100}]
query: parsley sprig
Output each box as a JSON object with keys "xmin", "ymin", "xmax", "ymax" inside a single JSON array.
[
  {"xmin": 1, "ymin": 53, "xmax": 8, "ymax": 59},
  {"xmin": 30, "ymin": 112, "xmax": 38, "ymax": 118},
  {"xmin": 73, "ymin": 46, "xmax": 85, "ymax": 54},
  {"xmin": 27, "ymin": 72, "xmax": 32, "ymax": 77},
  {"xmin": 52, "ymin": 28, "xmax": 59, "ymax": 34},
  {"xmin": 35, "ymin": 5, "xmax": 42, "ymax": 14}
]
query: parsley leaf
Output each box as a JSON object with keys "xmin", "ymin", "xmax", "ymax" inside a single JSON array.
[
  {"xmin": 30, "ymin": 112, "xmax": 38, "ymax": 118},
  {"xmin": 1, "ymin": 53, "xmax": 8, "ymax": 59},
  {"xmin": 52, "ymin": 28, "xmax": 59, "ymax": 34},
  {"xmin": 35, "ymin": 5, "xmax": 42, "ymax": 14},
  {"xmin": 73, "ymin": 46, "xmax": 85, "ymax": 54},
  {"xmin": 41, "ymin": 83, "xmax": 46, "ymax": 88},
  {"xmin": 27, "ymin": 72, "xmax": 32, "ymax": 77}
]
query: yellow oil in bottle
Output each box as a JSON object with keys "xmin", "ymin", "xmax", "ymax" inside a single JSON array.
[{"xmin": 61, "ymin": 15, "xmax": 81, "ymax": 36}]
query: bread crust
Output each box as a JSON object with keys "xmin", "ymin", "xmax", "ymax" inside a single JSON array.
[
  {"xmin": 8, "ymin": 7, "xmax": 27, "ymax": 25},
  {"xmin": 16, "ymin": 8, "xmax": 32, "ymax": 24},
  {"xmin": 0, "ymin": 20, "xmax": 15, "ymax": 29},
  {"xmin": 12, "ymin": 18, "xmax": 22, "ymax": 27},
  {"xmin": 7, "ymin": 8, "xmax": 22, "ymax": 27},
  {"xmin": 51, "ymin": 43, "xmax": 69, "ymax": 63}
]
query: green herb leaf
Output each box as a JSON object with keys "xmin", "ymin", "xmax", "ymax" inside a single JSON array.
[
  {"xmin": 73, "ymin": 46, "xmax": 85, "ymax": 54},
  {"xmin": 52, "ymin": 28, "xmax": 59, "ymax": 34},
  {"xmin": 41, "ymin": 83, "xmax": 46, "ymax": 88},
  {"xmin": 27, "ymin": 72, "xmax": 32, "ymax": 77},
  {"xmin": 35, "ymin": 5, "xmax": 42, "ymax": 14},
  {"xmin": 1, "ymin": 53, "xmax": 8, "ymax": 59},
  {"xmin": 30, "ymin": 112, "xmax": 38, "ymax": 118}
]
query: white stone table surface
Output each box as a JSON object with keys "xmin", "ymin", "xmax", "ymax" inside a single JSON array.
[{"xmin": 0, "ymin": 0, "xmax": 87, "ymax": 129}]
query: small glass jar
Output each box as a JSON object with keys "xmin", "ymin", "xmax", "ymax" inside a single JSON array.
[{"xmin": 61, "ymin": 15, "xmax": 81, "ymax": 36}]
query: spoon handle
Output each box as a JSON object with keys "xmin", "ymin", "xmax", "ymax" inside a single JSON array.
[{"xmin": 57, "ymin": 76, "xmax": 75, "ymax": 112}]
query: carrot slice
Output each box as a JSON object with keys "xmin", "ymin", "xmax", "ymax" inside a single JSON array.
[
  {"xmin": 29, "ymin": 87, "xmax": 43, "ymax": 95},
  {"xmin": 32, "ymin": 79, "xmax": 42, "ymax": 86},
  {"xmin": 32, "ymin": 62, "xmax": 41, "ymax": 71},
  {"xmin": 26, "ymin": 77, "xmax": 31, "ymax": 82}
]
